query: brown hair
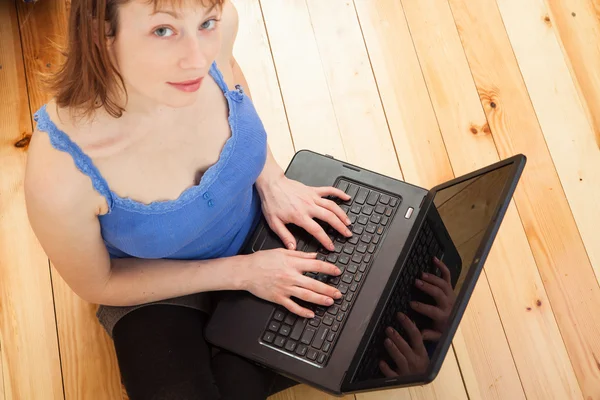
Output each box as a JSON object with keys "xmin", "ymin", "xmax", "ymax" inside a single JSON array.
[{"xmin": 45, "ymin": 0, "xmax": 224, "ymax": 121}]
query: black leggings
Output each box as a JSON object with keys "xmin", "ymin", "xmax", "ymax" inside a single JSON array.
[{"xmin": 113, "ymin": 304, "xmax": 298, "ymax": 400}]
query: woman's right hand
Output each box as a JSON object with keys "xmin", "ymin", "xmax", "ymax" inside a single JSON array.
[{"xmin": 240, "ymin": 248, "xmax": 343, "ymax": 318}]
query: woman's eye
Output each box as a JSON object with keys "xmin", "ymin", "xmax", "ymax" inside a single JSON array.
[
  {"xmin": 201, "ymin": 19, "xmax": 218, "ymax": 30},
  {"xmin": 154, "ymin": 27, "xmax": 174, "ymax": 37}
]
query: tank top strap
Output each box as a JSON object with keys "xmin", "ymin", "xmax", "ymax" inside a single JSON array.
[
  {"xmin": 33, "ymin": 105, "xmax": 114, "ymax": 211},
  {"xmin": 209, "ymin": 61, "xmax": 230, "ymax": 94}
]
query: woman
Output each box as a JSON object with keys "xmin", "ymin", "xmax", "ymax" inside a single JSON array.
[
  {"xmin": 25, "ymin": 0, "xmax": 455, "ymax": 397},
  {"xmin": 25, "ymin": 0, "xmax": 352, "ymax": 398}
]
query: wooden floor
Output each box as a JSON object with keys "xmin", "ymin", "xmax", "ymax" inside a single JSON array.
[{"xmin": 2, "ymin": 0, "xmax": 600, "ymax": 398}]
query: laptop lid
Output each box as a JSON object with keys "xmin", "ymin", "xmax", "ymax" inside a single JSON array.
[{"xmin": 342, "ymin": 154, "xmax": 526, "ymax": 394}]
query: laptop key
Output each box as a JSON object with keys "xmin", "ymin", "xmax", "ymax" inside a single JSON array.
[
  {"xmin": 355, "ymin": 272, "xmax": 363, "ymax": 282},
  {"xmin": 362, "ymin": 205, "xmax": 374, "ymax": 215},
  {"xmin": 300, "ymin": 327, "xmax": 317, "ymax": 345},
  {"xmin": 341, "ymin": 301, "xmax": 350, "ymax": 312},
  {"xmin": 352, "ymin": 225, "xmax": 364, "ymax": 235},
  {"xmin": 385, "ymin": 207, "xmax": 393, "ymax": 217},
  {"xmin": 274, "ymin": 336, "xmax": 286, "ymax": 347},
  {"xmin": 342, "ymin": 273, "xmax": 353, "ymax": 284},
  {"xmin": 375, "ymin": 204, "xmax": 386, "ymax": 214},
  {"xmin": 390, "ymin": 197, "xmax": 398, "ymax": 207},
  {"xmin": 349, "ymin": 214, "xmax": 357, "ymax": 224},
  {"xmin": 284, "ymin": 314, "xmax": 296, "ymax": 326},
  {"xmin": 317, "ymin": 353, "xmax": 327, "ymax": 364},
  {"xmin": 334, "ymin": 242, "xmax": 343, "ymax": 253},
  {"xmin": 372, "ymin": 235, "xmax": 380, "ymax": 244},
  {"xmin": 366, "ymin": 192, "xmax": 379, "ymax": 206},
  {"xmin": 309, "ymin": 317, "xmax": 321, "ymax": 327},
  {"xmin": 327, "ymin": 305, "xmax": 339, "ymax": 315},
  {"xmin": 322, "ymin": 342, "xmax": 331, "ymax": 353},
  {"xmin": 338, "ymin": 284, "xmax": 349, "ymax": 294},
  {"xmin": 296, "ymin": 344, "xmax": 308, "ymax": 356},
  {"xmin": 338, "ymin": 254, "xmax": 350, "ymax": 265},
  {"xmin": 348, "ymin": 236, "xmax": 359, "ymax": 245},
  {"xmin": 359, "ymin": 263, "xmax": 367, "ymax": 272},
  {"xmin": 280, "ymin": 325, "xmax": 291, "ymax": 336},
  {"xmin": 370, "ymin": 214, "xmax": 382, "ymax": 224},
  {"xmin": 312, "ymin": 326, "xmax": 329, "ymax": 349},
  {"xmin": 350, "ymin": 282, "xmax": 359, "ymax": 292},
  {"xmin": 366, "ymin": 223, "xmax": 377, "ymax": 234},
  {"xmin": 357, "ymin": 215, "xmax": 369, "ymax": 225},
  {"xmin": 269, "ymin": 321, "xmax": 281, "ymax": 332},
  {"xmin": 328, "ymin": 330, "xmax": 337, "ymax": 341},
  {"xmin": 285, "ymin": 340, "xmax": 297, "ymax": 352},
  {"xmin": 315, "ymin": 307, "xmax": 326, "ymax": 317},
  {"xmin": 355, "ymin": 188, "xmax": 369, "ymax": 204},
  {"xmin": 347, "ymin": 264, "xmax": 358, "ymax": 273},
  {"xmin": 351, "ymin": 254, "xmax": 363, "ymax": 263},
  {"xmin": 263, "ymin": 332, "xmax": 275, "ymax": 343},
  {"xmin": 307, "ymin": 349, "xmax": 318, "ymax": 360},
  {"xmin": 337, "ymin": 180, "xmax": 349, "ymax": 193},
  {"xmin": 356, "ymin": 244, "xmax": 367, "ymax": 253},
  {"xmin": 289, "ymin": 321, "xmax": 306, "ymax": 343},
  {"xmin": 326, "ymin": 254, "xmax": 338, "ymax": 263},
  {"xmin": 323, "ymin": 315, "xmax": 334, "ymax": 326},
  {"xmin": 379, "ymin": 194, "xmax": 390, "ymax": 205},
  {"xmin": 329, "ymin": 276, "xmax": 340, "ymax": 285},
  {"xmin": 274, "ymin": 310, "xmax": 286, "ymax": 322},
  {"xmin": 343, "ymin": 245, "xmax": 355, "ymax": 254},
  {"xmin": 368, "ymin": 244, "xmax": 376, "ymax": 253},
  {"xmin": 351, "ymin": 204, "xmax": 362, "ymax": 214},
  {"xmin": 381, "ymin": 216, "xmax": 389, "ymax": 226}
]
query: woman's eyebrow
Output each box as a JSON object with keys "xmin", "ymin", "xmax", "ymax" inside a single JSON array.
[{"xmin": 150, "ymin": 4, "xmax": 219, "ymax": 20}]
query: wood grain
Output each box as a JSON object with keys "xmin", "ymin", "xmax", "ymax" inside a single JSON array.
[
  {"xmin": 402, "ymin": 0, "xmax": 585, "ymax": 397},
  {"xmin": 354, "ymin": 1, "xmax": 524, "ymax": 399},
  {"xmin": 496, "ymin": 0, "xmax": 600, "ymax": 285},
  {"xmin": 15, "ymin": 1, "xmax": 124, "ymax": 399},
  {"xmin": 544, "ymin": 0, "xmax": 600, "ymax": 148},
  {"xmin": 0, "ymin": 1, "xmax": 64, "ymax": 399},
  {"xmin": 447, "ymin": 0, "xmax": 600, "ymax": 396},
  {"xmin": 1, "ymin": 340, "xmax": 5, "ymax": 400},
  {"xmin": 231, "ymin": 0, "xmax": 295, "ymax": 168}
]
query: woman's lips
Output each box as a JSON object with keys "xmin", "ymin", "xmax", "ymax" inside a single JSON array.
[{"xmin": 168, "ymin": 77, "xmax": 203, "ymax": 92}]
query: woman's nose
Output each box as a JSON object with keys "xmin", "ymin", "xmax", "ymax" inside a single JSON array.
[{"xmin": 179, "ymin": 36, "xmax": 208, "ymax": 70}]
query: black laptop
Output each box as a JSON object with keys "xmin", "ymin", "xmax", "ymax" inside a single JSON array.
[{"xmin": 205, "ymin": 149, "xmax": 526, "ymax": 396}]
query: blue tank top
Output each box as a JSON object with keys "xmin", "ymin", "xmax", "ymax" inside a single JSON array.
[{"xmin": 33, "ymin": 61, "xmax": 268, "ymax": 261}]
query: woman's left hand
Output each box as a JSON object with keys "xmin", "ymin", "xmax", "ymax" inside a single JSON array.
[{"xmin": 257, "ymin": 175, "xmax": 353, "ymax": 252}]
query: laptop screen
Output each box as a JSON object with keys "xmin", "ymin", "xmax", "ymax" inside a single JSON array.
[{"xmin": 351, "ymin": 163, "xmax": 515, "ymax": 385}]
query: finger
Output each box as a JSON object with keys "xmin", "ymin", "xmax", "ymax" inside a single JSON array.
[
  {"xmin": 314, "ymin": 186, "xmax": 351, "ymax": 201},
  {"xmin": 397, "ymin": 312, "xmax": 428, "ymax": 357},
  {"xmin": 289, "ymin": 286, "xmax": 336, "ymax": 307},
  {"xmin": 298, "ymin": 217, "xmax": 335, "ymax": 251},
  {"xmin": 286, "ymin": 250, "xmax": 320, "ymax": 259},
  {"xmin": 384, "ymin": 337, "xmax": 410, "ymax": 374},
  {"xmin": 415, "ymin": 278, "xmax": 449, "ymax": 308},
  {"xmin": 279, "ymin": 296, "xmax": 315, "ymax": 319},
  {"xmin": 269, "ymin": 219, "xmax": 297, "ymax": 250},
  {"xmin": 421, "ymin": 329, "xmax": 443, "ymax": 342},
  {"xmin": 379, "ymin": 360, "xmax": 399, "ymax": 378},
  {"xmin": 433, "ymin": 257, "xmax": 452, "ymax": 285},
  {"xmin": 410, "ymin": 300, "xmax": 445, "ymax": 321},
  {"xmin": 316, "ymin": 197, "xmax": 352, "ymax": 226},
  {"xmin": 296, "ymin": 258, "xmax": 342, "ymax": 276},
  {"xmin": 315, "ymin": 206, "xmax": 353, "ymax": 238},
  {"xmin": 298, "ymin": 274, "xmax": 343, "ymax": 300},
  {"xmin": 420, "ymin": 271, "xmax": 454, "ymax": 298}
]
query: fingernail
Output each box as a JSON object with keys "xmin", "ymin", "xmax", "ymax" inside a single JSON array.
[
  {"xmin": 287, "ymin": 243, "xmax": 295, "ymax": 250},
  {"xmin": 346, "ymin": 229, "xmax": 352, "ymax": 236},
  {"xmin": 385, "ymin": 338, "xmax": 392, "ymax": 346},
  {"xmin": 329, "ymin": 243, "xmax": 335, "ymax": 251},
  {"xmin": 327, "ymin": 298, "xmax": 334, "ymax": 305},
  {"xmin": 416, "ymin": 279, "xmax": 424, "ymax": 286},
  {"xmin": 433, "ymin": 256, "xmax": 439, "ymax": 262},
  {"xmin": 422, "ymin": 272, "xmax": 428, "ymax": 278},
  {"xmin": 335, "ymin": 291, "xmax": 342, "ymax": 299},
  {"xmin": 410, "ymin": 301, "xmax": 418, "ymax": 308},
  {"xmin": 307, "ymin": 312, "xmax": 315, "ymax": 318},
  {"xmin": 399, "ymin": 313, "xmax": 406, "ymax": 320},
  {"xmin": 346, "ymin": 218, "xmax": 351, "ymax": 225},
  {"xmin": 386, "ymin": 327, "xmax": 394, "ymax": 335},
  {"xmin": 336, "ymin": 268, "xmax": 342, "ymax": 275}
]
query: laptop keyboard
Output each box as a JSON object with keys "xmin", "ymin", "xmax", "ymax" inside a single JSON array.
[
  {"xmin": 354, "ymin": 219, "xmax": 444, "ymax": 381},
  {"xmin": 259, "ymin": 179, "xmax": 402, "ymax": 367}
]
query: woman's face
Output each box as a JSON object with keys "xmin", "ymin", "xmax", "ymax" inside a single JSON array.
[{"xmin": 108, "ymin": 0, "xmax": 222, "ymax": 109}]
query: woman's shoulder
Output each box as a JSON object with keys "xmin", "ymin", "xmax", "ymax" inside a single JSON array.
[{"xmin": 26, "ymin": 99, "xmax": 108, "ymax": 216}]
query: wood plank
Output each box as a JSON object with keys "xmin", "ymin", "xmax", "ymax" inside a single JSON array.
[
  {"xmin": 446, "ymin": 0, "xmax": 600, "ymax": 397},
  {"xmin": 259, "ymin": 0, "xmax": 346, "ymax": 159},
  {"xmin": 0, "ymin": 1, "xmax": 64, "ymax": 399},
  {"xmin": 230, "ymin": 0, "xmax": 295, "ymax": 168},
  {"xmin": 15, "ymin": 1, "xmax": 124, "ymax": 399},
  {"xmin": 404, "ymin": 0, "xmax": 580, "ymax": 398},
  {"xmin": 497, "ymin": 0, "xmax": 600, "ymax": 286},
  {"xmin": 1, "ymin": 340, "xmax": 5, "ymax": 400},
  {"xmin": 545, "ymin": 0, "xmax": 600, "ymax": 148},
  {"xmin": 353, "ymin": 1, "xmax": 523, "ymax": 399},
  {"xmin": 304, "ymin": 0, "xmax": 401, "ymax": 179},
  {"xmin": 404, "ymin": 0, "xmax": 593, "ymax": 397}
]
